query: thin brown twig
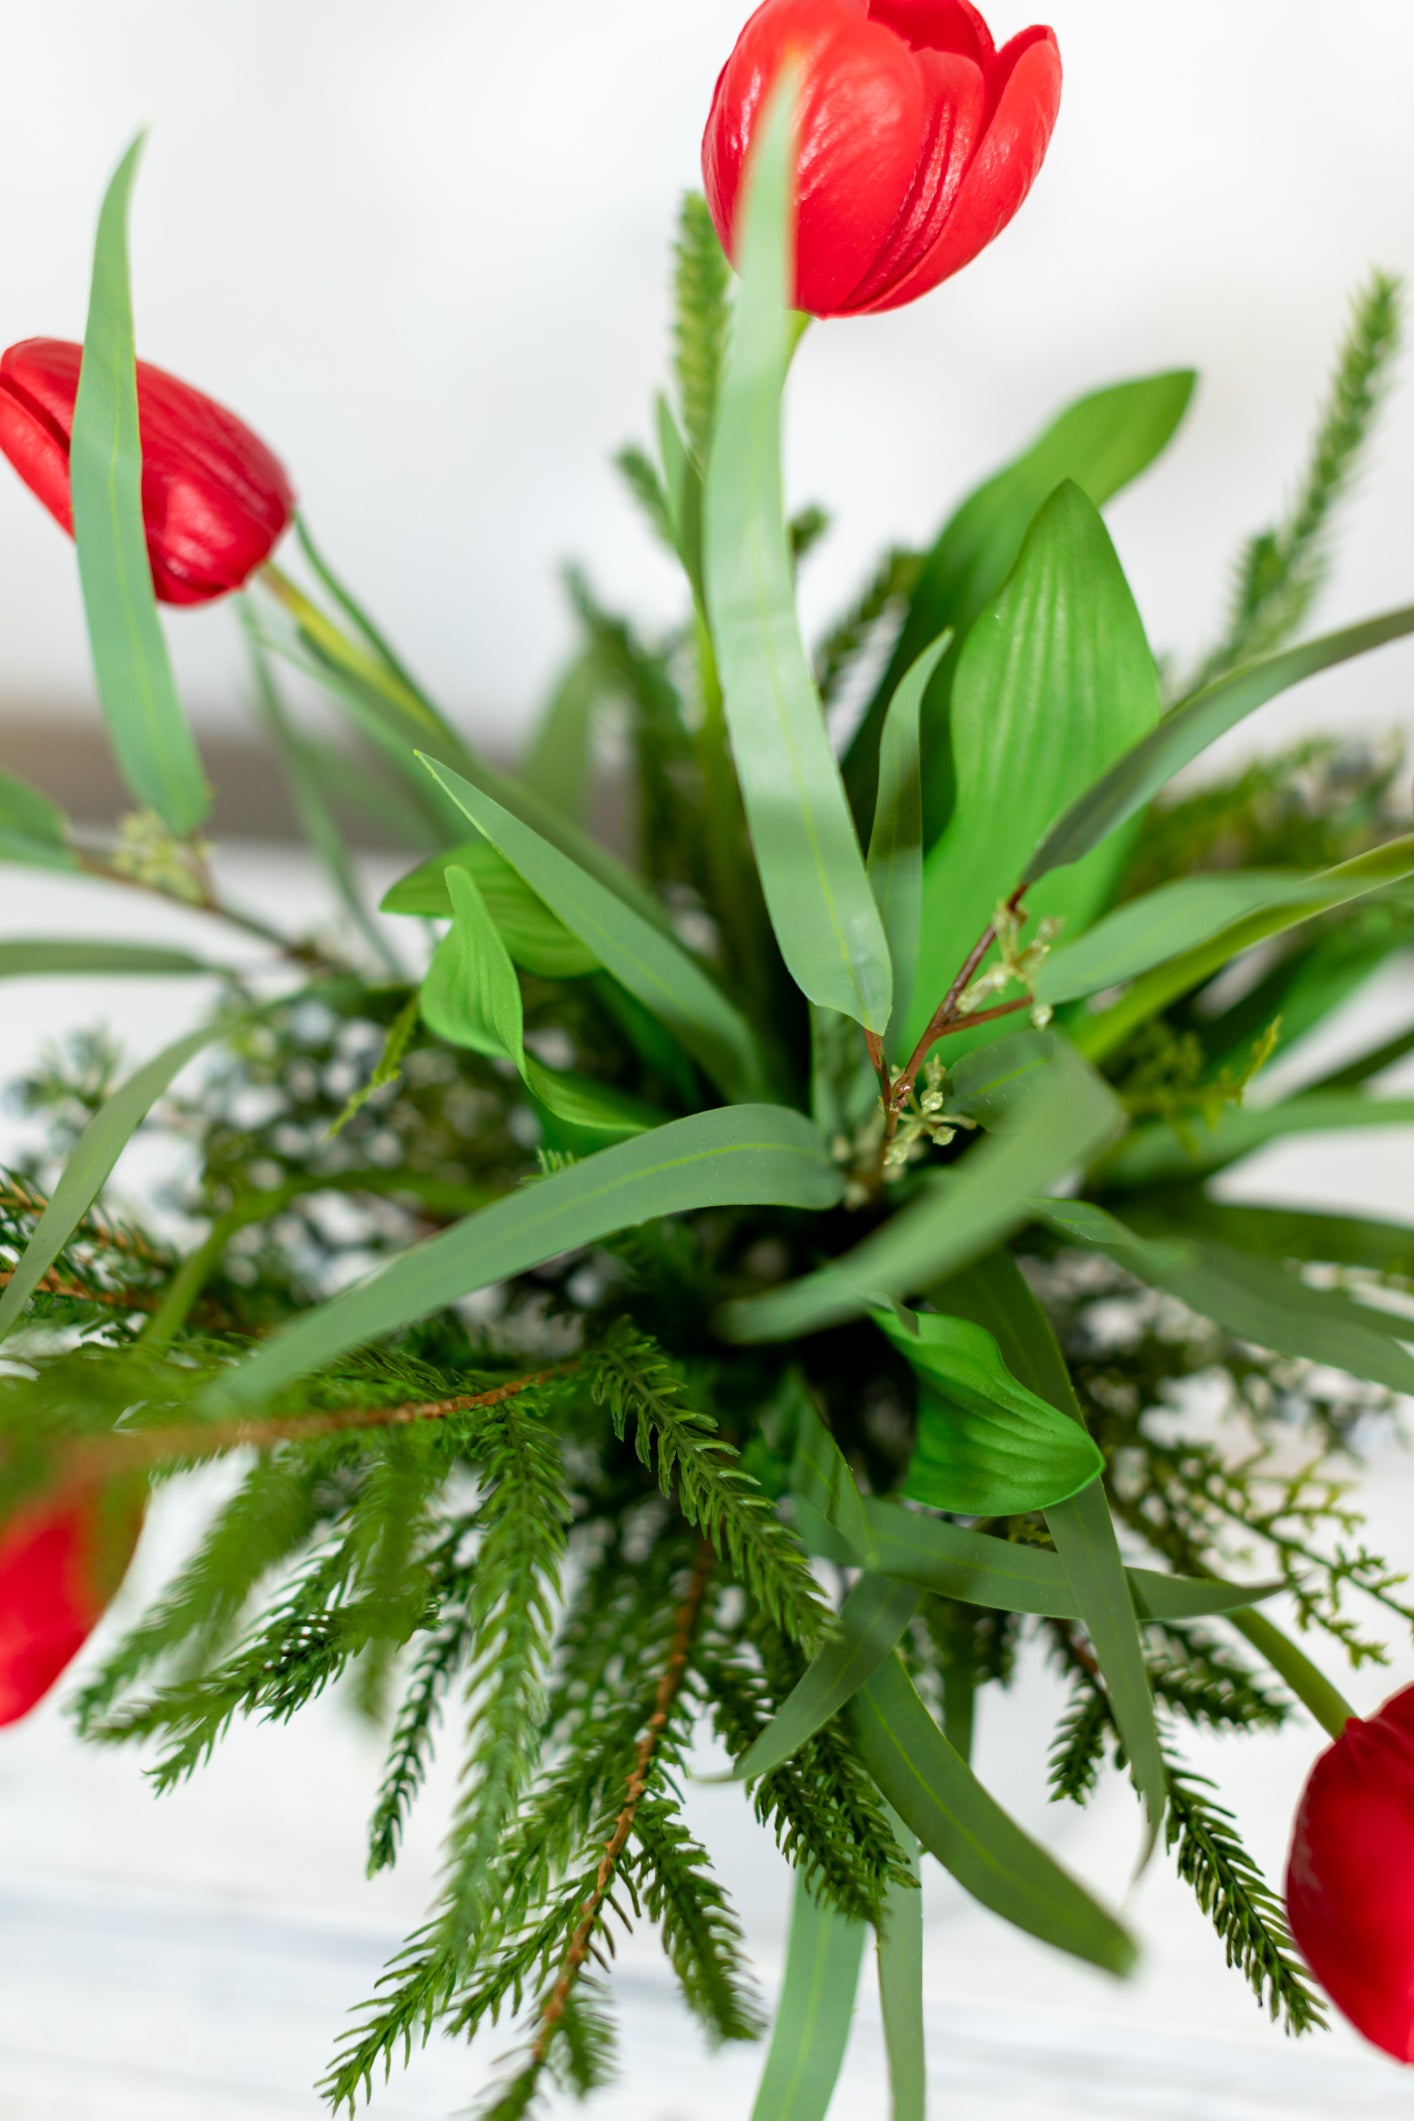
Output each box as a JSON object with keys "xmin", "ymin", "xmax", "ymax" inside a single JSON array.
[
  {"xmin": 891, "ymin": 882, "xmax": 1030, "ymax": 1113},
  {"xmin": 0, "ymin": 1183, "xmax": 170, "ymax": 1266},
  {"xmin": 0, "ymin": 1264, "xmax": 161, "ymax": 1314},
  {"xmin": 531, "ymin": 1539, "xmax": 716, "ymax": 2063}
]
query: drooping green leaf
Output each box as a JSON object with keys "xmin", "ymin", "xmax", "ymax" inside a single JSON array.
[
  {"xmin": 867, "ymin": 634, "xmax": 950, "ymax": 1040},
  {"xmin": 729, "ymin": 1573, "xmax": 921, "ymax": 1783},
  {"xmin": 907, "ymin": 483, "xmax": 1162, "ymax": 1053},
  {"xmin": 0, "ymin": 940, "xmax": 218, "ymax": 979},
  {"xmin": 848, "ymin": 1656, "xmax": 1136, "ymax": 1975},
  {"xmin": 0, "ymin": 771, "xmax": 80, "ymax": 872},
  {"xmin": 201, "ymin": 1104, "xmax": 842, "ymax": 1412},
  {"xmin": 1097, "ymin": 1092, "xmax": 1414, "ymax": 1192},
  {"xmin": 1141, "ymin": 1193, "xmax": 1414, "ymax": 1281},
  {"xmin": 1035, "ymin": 1197, "xmax": 1414, "ymax": 1398},
  {"xmin": 379, "ymin": 836, "xmax": 598, "ymax": 979},
  {"xmin": 749, "ymin": 1873, "xmax": 866, "ymax": 2121},
  {"xmin": 70, "ymin": 134, "xmax": 209, "ymax": 836},
  {"xmin": 721, "ymin": 1032, "xmax": 1124, "ymax": 1343},
  {"xmin": 702, "ymin": 77, "xmax": 892, "ymax": 1034},
  {"xmin": 878, "ymin": 1307, "xmax": 1102, "ymax": 1516},
  {"xmin": 1025, "ymin": 604, "xmax": 1414, "ymax": 886},
  {"xmin": 420, "ymin": 754, "xmax": 768, "ymax": 1100},
  {"xmin": 518, "ymin": 647, "xmax": 603, "ymax": 824},
  {"xmin": 844, "ymin": 370, "xmax": 1195, "ymax": 830},
  {"xmin": 1074, "ymin": 831, "xmax": 1414, "ymax": 1061},
  {"xmin": 876, "ymin": 1809, "xmax": 925, "ymax": 2121},
  {"xmin": 0, "ymin": 1013, "xmax": 237, "ymax": 1341}
]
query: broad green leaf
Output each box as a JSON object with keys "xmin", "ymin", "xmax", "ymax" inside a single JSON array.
[
  {"xmin": 867, "ymin": 634, "xmax": 951, "ymax": 1039},
  {"xmin": 790, "ymin": 1394, "xmax": 876, "ymax": 1563},
  {"xmin": 0, "ymin": 940, "xmax": 216, "ymax": 978},
  {"xmin": 1130, "ymin": 1193, "xmax": 1414, "ymax": 1281},
  {"xmin": 1026, "ymin": 604, "xmax": 1414, "ymax": 886},
  {"xmin": 1074, "ymin": 831, "xmax": 1414, "ymax": 1061},
  {"xmin": 0, "ymin": 1014, "xmax": 236, "ymax": 1341},
  {"xmin": 71, "ymin": 135, "xmax": 209, "ymax": 835},
  {"xmin": 750, "ymin": 1874, "xmax": 866, "ymax": 2121},
  {"xmin": 721, "ymin": 1031, "xmax": 1125, "ymax": 1343},
  {"xmin": 379, "ymin": 836, "xmax": 598, "ymax": 979},
  {"xmin": 876, "ymin": 1810, "xmax": 925, "ymax": 2121},
  {"xmin": 878, "ymin": 1306, "xmax": 1101, "ymax": 1516},
  {"xmin": 1035, "ymin": 1197, "xmax": 1414, "ymax": 1398},
  {"xmin": 421, "ymin": 866, "xmax": 652, "ymax": 1137},
  {"xmin": 844, "ymin": 370, "xmax": 1195, "ymax": 833},
  {"xmin": 703, "ymin": 77, "xmax": 892, "ymax": 1033},
  {"xmin": 1035, "ymin": 870, "xmax": 1351, "ymax": 1007},
  {"xmin": 519, "ymin": 646, "xmax": 604, "ymax": 823},
  {"xmin": 421, "ymin": 754, "xmax": 768, "ymax": 1100},
  {"xmin": 1097, "ymin": 1091, "xmax": 1414, "ymax": 1192},
  {"xmin": 848, "ymin": 1656, "xmax": 1136, "ymax": 1974},
  {"xmin": 0, "ymin": 771, "xmax": 80, "ymax": 872},
  {"xmin": 729, "ymin": 1572, "xmax": 921, "ymax": 1783},
  {"xmin": 202, "ymin": 1104, "xmax": 842, "ymax": 1412},
  {"xmin": 907, "ymin": 484, "xmax": 1162, "ymax": 1053}
]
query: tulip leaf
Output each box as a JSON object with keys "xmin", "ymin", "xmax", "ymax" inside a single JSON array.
[
  {"xmin": 1035, "ymin": 1197, "xmax": 1414, "ymax": 1398},
  {"xmin": 1098, "ymin": 1091, "xmax": 1414, "ymax": 1192},
  {"xmin": 878, "ymin": 1306, "xmax": 1102, "ymax": 1516},
  {"xmin": 876, "ymin": 1808, "xmax": 926, "ymax": 2121},
  {"xmin": 1139, "ymin": 1194, "xmax": 1414, "ymax": 1282},
  {"xmin": 847, "ymin": 1655, "xmax": 1136, "ymax": 1975},
  {"xmin": 420, "ymin": 754, "xmax": 769, "ymax": 1101},
  {"xmin": 721, "ymin": 1031, "xmax": 1125, "ymax": 1343},
  {"xmin": 71, "ymin": 133, "xmax": 210, "ymax": 836},
  {"xmin": 200, "ymin": 1103, "xmax": 843, "ymax": 1413},
  {"xmin": 728, "ymin": 1572, "xmax": 922, "ymax": 1783},
  {"xmin": 907, "ymin": 483, "xmax": 1162, "ymax": 1054},
  {"xmin": 0, "ymin": 940, "xmax": 219, "ymax": 979},
  {"xmin": 749, "ymin": 1873, "xmax": 867, "ymax": 2121},
  {"xmin": 420, "ymin": 865, "xmax": 653, "ymax": 1137},
  {"xmin": 867, "ymin": 633, "xmax": 951, "ymax": 1039},
  {"xmin": 380, "ymin": 836, "xmax": 598, "ymax": 978},
  {"xmin": 0, "ymin": 770, "xmax": 81, "ymax": 873},
  {"xmin": 1073, "ymin": 831, "xmax": 1414, "ymax": 1061},
  {"xmin": 844, "ymin": 369, "xmax": 1195, "ymax": 831},
  {"xmin": 1026, "ymin": 603, "xmax": 1414, "ymax": 887},
  {"xmin": 703, "ymin": 76, "xmax": 892, "ymax": 1034}
]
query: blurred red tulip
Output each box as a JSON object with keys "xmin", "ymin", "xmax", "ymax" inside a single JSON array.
[
  {"xmin": 1286, "ymin": 1682, "xmax": 1414, "ymax": 2061},
  {"xmin": 0, "ymin": 1479, "xmax": 143, "ymax": 1725},
  {"xmin": 703, "ymin": 0, "xmax": 1061, "ymax": 318},
  {"xmin": 0, "ymin": 336, "xmax": 293, "ymax": 605}
]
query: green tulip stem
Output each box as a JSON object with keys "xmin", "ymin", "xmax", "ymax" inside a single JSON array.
[{"xmin": 1229, "ymin": 1609, "xmax": 1357, "ymax": 1740}]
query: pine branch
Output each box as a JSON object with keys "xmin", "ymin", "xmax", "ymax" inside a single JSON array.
[
  {"xmin": 1194, "ymin": 271, "xmax": 1404, "ymax": 687},
  {"xmin": 615, "ymin": 443, "xmax": 675, "ymax": 550},
  {"xmin": 673, "ymin": 192, "xmax": 731, "ymax": 467},
  {"xmin": 368, "ymin": 1605, "xmax": 474, "ymax": 1874},
  {"xmin": 632, "ymin": 1796, "xmax": 764, "ymax": 2044},
  {"xmin": 1048, "ymin": 1685, "xmax": 1110, "ymax": 1806}
]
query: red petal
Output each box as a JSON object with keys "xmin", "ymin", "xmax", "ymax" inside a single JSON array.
[
  {"xmin": 0, "ymin": 1485, "xmax": 141, "ymax": 1725},
  {"xmin": 837, "ymin": 49, "xmax": 986, "ymax": 312},
  {"xmin": 866, "ymin": 0, "xmax": 994, "ymax": 66},
  {"xmin": 855, "ymin": 27, "xmax": 1060, "ymax": 313}
]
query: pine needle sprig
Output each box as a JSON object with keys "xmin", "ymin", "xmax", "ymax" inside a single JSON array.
[
  {"xmin": 367, "ymin": 1605, "xmax": 474, "ymax": 1875},
  {"xmin": 614, "ymin": 444, "xmax": 675, "ymax": 550},
  {"xmin": 673, "ymin": 192, "xmax": 731, "ymax": 467},
  {"xmin": 632, "ymin": 1795, "xmax": 765, "ymax": 2044},
  {"xmin": 1194, "ymin": 270, "xmax": 1404, "ymax": 688}
]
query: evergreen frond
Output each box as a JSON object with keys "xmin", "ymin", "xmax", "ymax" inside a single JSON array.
[
  {"xmin": 673, "ymin": 192, "xmax": 731, "ymax": 466},
  {"xmin": 632, "ymin": 1796, "xmax": 764, "ymax": 2044},
  {"xmin": 614, "ymin": 443, "xmax": 674, "ymax": 549},
  {"xmin": 1048, "ymin": 1683, "xmax": 1111, "ymax": 1806},
  {"xmin": 789, "ymin": 503, "xmax": 831, "ymax": 570},
  {"xmin": 367, "ymin": 1607, "xmax": 473, "ymax": 1875}
]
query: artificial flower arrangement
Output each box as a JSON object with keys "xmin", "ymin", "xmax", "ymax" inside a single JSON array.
[{"xmin": 2, "ymin": 1, "xmax": 1413, "ymax": 2110}]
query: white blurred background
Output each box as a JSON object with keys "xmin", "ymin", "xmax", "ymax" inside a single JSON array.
[{"xmin": 2, "ymin": 5, "xmax": 1414, "ymax": 2117}]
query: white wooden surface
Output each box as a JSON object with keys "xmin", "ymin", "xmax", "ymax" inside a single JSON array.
[{"xmin": 1, "ymin": 850, "xmax": 1413, "ymax": 2116}]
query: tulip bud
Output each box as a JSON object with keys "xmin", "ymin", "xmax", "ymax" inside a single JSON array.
[
  {"xmin": 703, "ymin": 0, "xmax": 1061, "ymax": 320},
  {"xmin": 0, "ymin": 1478, "xmax": 144, "ymax": 1725},
  {"xmin": 0, "ymin": 337, "xmax": 293, "ymax": 605},
  {"xmin": 1286, "ymin": 1682, "xmax": 1414, "ymax": 2061}
]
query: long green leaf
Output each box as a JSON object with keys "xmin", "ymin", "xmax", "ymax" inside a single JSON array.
[
  {"xmin": 1096, "ymin": 1092, "xmax": 1414, "ymax": 1191},
  {"xmin": 879, "ymin": 1307, "xmax": 1102, "ymax": 1516},
  {"xmin": 1138, "ymin": 1194, "xmax": 1414, "ymax": 1280},
  {"xmin": 1035, "ymin": 1197, "xmax": 1414, "ymax": 1397},
  {"xmin": 848, "ymin": 1656, "xmax": 1136, "ymax": 1974},
  {"xmin": 202, "ymin": 1105, "xmax": 841, "ymax": 1412},
  {"xmin": 71, "ymin": 134, "xmax": 209, "ymax": 835},
  {"xmin": 379, "ymin": 836, "xmax": 597, "ymax": 979},
  {"xmin": 844, "ymin": 371, "xmax": 1195, "ymax": 832},
  {"xmin": 1074, "ymin": 831, "xmax": 1414, "ymax": 1060},
  {"xmin": 876, "ymin": 1809, "xmax": 925, "ymax": 2121},
  {"xmin": 721, "ymin": 1032, "xmax": 1125, "ymax": 1343},
  {"xmin": 0, "ymin": 940, "xmax": 217, "ymax": 979},
  {"xmin": 729, "ymin": 1573, "xmax": 921, "ymax": 1783},
  {"xmin": 1026, "ymin": 605, "xmax": 1414, "ymax": 885},
  {"xmin": 750, "ymin": 1874, "xmax": 866, "ymax": 2121},
  {"xmin": 421, "ymin": 755, "xmax": 768, "ymax": 1102},
  {"xmin": 0, "ymin": 771, "xmax": 80, "ymax": 872},
  {"xmin": 703, "ymin": 77, "xmax": 892, "ymax": 1033},
  {"xmin": 867, "ymin": 634, "xmax": 950, "ymax": 1039},
  {"xmin": 0, "ymin": 1014, "xmax": 235, "ymax": 1340},
  {"xmin": 908, "ymin": 483, "xmax": 1162, "ymax": 1053}
]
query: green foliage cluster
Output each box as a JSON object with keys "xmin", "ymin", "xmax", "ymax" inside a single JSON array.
[{"xmin": 3, "ymin": 150, "xmax": 1413, "ymax": 2121}]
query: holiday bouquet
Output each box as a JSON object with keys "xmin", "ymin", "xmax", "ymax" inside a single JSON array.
[{"xmin": 2, "ymin": 1, "xmax": 1414, "ymax": 2112}]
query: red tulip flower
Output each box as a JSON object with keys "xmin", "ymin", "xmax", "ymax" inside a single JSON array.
[
  {"xmin": 1286, "ymin": 1682, "xmax": 1414, "ymax": 2061},
  {"xmin": 0, "ymin": 1480, "xmax": 143, "ymax": 1725},
  {"xmin": 703, "ymin": 0, "xmax": 1061, "ymax": 319},
  {"xmin": 0, "ymin": 337, "xmax": 293, "ymax": 605}
]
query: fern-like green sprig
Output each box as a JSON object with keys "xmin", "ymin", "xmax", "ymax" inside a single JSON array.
[{"xmin": 673, "ymin": 192, "xmax": 731, "ymax": 467}]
